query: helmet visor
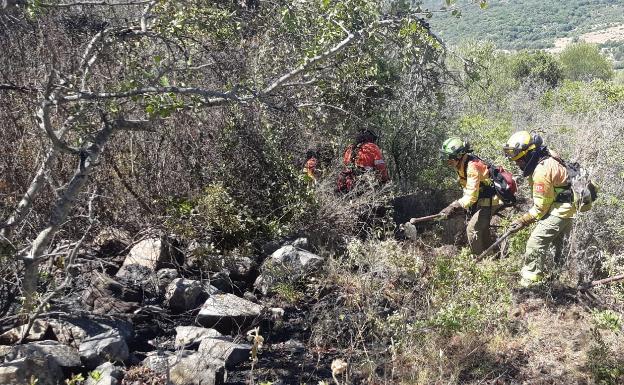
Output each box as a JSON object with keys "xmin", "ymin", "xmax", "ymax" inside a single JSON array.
[{"xmin": 503, "ymin": 146, "xmax": 527, "ymax": 161}]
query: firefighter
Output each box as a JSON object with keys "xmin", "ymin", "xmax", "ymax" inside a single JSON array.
[
  {"xmin": 337, "ymin": 129, "xmax": 389, "ymax": 192},
  {"xmin": 503, "ymin": 131, "xmax": 576, "ymax": 287},
  {"xmin": 436, "ymin": 137, "xmax": 503, "ymax": 255},
  {"xmin": 302, "ymin": 149, "xmax": 321, "ymax": 183}
]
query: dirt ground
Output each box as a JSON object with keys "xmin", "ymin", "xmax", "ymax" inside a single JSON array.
[
  {"xmin": 548, "ymin": 24, "xmax": 624, "ymax": 53},
  {"xmin": 501, "ymin": 285, "xmax": 624, "ymax": 384}
]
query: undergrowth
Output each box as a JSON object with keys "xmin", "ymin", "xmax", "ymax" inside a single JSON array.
[{"xmin": 309, "ymin": 238, "xmax": 517, "ymax": 384}]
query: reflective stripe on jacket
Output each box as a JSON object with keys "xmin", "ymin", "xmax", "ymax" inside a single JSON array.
[
  {"xmin": 528, "ymin": 155, "xmax": 576, "ymax": 220},
  {"xmin": 343, "ymin": 142, "xmax": 389, "ymax": 183},
  {"xmin": 456, "ymin": 155, "xmax": 501, "ymax": 208}
]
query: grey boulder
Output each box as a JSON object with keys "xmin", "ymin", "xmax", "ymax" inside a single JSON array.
[
  {"xmin": 196, "ymin": 293, "xmax": 263, "ymax": 332},
  {"xmin": 174, "ymin": 326, "xmax": 222, "ymax": 349},
  {"xmin": 79, "ymin": 329, "xmax": 129, "ymax": 369},
  {"xmin": 85, "ymin": 362, "xmax": 124, "ymax": 385},
  {"xmin": 166, "ymin": 278, "xmax": 204, "ymax": 312},
  {"xmin": 0, "ymin": 356, "xmax": 63, "ymax": 385}
]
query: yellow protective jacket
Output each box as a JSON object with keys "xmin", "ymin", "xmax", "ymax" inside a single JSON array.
[
  {"xmin": 455, "ymin": 155, "xmax": 502, "ymax": 209},
  {"xmin": 527, "ymin": 153, "xmax": 576, "ymax": 220}
]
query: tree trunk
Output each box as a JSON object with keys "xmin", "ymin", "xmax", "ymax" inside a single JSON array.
[{"xmin": 22, "ymin": 124, "xmax": 114, "ymax": 312}]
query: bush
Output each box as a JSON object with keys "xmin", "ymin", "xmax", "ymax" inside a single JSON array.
[
  {"xmin": 308, "ymin": 239, "xmax": 515, "ymax": 383},
  {"xmin": 560, "ymin": 42, "xmax": 615, "ymax": 82},
  {"xmin": 510, "ymin": 50, "xmax": 563, "ymax": 88},
  {"xmin": 164, "ymin": 183, "xmax": 255, "ymax": 252}
]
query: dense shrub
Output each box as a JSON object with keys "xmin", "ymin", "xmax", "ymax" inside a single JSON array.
[
  {"xmin": 560, "ymin": 42, "xmax": 615, "ymax": 82},
  {"xmin": 510, "ymin": 51, "xmax": 563, "ymax": 88}
]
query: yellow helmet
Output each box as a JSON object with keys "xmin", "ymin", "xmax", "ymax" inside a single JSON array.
[{"xmin": 503, "ymin": 131, "xmax": 543, "ymax": 161}]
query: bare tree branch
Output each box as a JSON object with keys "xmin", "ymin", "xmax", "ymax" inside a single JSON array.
[
  {"xmin": 38, "ymin": 72, "xmax": 80, "ymax": 154},
  {"xmin": 79, "ymin": 28, "xmax": 109, "ymax": 91},
  {"xmin": 21, "ymin": 119, "xmax": 115, "ymax": 309},
  {"xmin": 0, "ymin": 112, "xmax": 77, "ymax": 241},
  {"xmin": 60, "ymin": 86, "xmax": 238, "ymax": 104},
  {"xmin": 141, "ymin": 0, "xmax": 157, "ymax": 32},
  {"xmin": 39, "ymin": 0, "xmax": 150, "ymax": 7},
  {"xmin": 0, "ymin": 83, "xmax": 38, "ymax": 93}
]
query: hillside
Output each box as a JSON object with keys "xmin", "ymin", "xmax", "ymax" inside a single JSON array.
[
  {"xmin": 1, "ymin": 1, "xmax": 624, "ymax": 385},
  {"xmin": 424, "ymin": 0, "xmax": 624, "ymax": 65}
]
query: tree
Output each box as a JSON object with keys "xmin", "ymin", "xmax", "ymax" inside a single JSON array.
[
  {"xmin": 559, "ymin": 42, "xmax": 615, "ymax": 81},
  {"xmin": 510, "ymin": 50, "xmax": 563, "ymax": 88},
  {"xmin": 0, "ymin": 0, "xmax": 448, "ymax": 318}
]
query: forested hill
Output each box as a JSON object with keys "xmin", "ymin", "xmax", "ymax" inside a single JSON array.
[{"xmin": 424, "ymin": 0, "xmax": 624, "ymax": 51}]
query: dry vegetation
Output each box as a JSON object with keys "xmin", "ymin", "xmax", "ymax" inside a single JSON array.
[{"xmin": 0, "ymin": 1, "xmax": 624, "ymax": 385}]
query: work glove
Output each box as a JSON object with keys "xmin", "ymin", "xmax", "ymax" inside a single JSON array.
[
  {"xmin": 439, "ymin": 200, "xmax": 463, "ymax": 218},
  {"xmin": 510, "ymin": 212, "xmax": 535, "ymax": 232}
]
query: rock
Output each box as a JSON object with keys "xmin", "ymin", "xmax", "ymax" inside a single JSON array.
[
  {"xmin": 79, "ymin": 329, "xmax": 129, "ymax": 369},
  {"xmin": 0, "ymin": 356, "xmax": 63, "ymax": 385},
  {"xmin": 175, "ymin": 326, "xmax": 222, "ymax": 349},
  {"xmin": 225, "ymin": 256, "xmax": 256, "ymax": 281},
  {"xmin": 49, "ymin": 315, "xmax": 134, "ymax": 348},
  {"xmin": 7, "ymin": 340, "xmax": 81, "ymax": 368},
  {"xmin": 261, "ymin": 240, "xmax": 280, "ymax": 256},
  {"xmin": 116, "ymin": 263, "xmax": 157, "ymax": 285},
  {"xmin": 0, "ymin": 319, "xmax": 51, "ymax": 344},
  {"xmin": 157, "ymin": 268, "xmax": 179, "ymax": 291},
  {"xmin": 169, "ymin": 352, "xmax": 226, "ymax": 385},
  {"xmin": 208, "ymin": 271, "xmax": 246, "ymax": 294},
  {"xmin": 92, "ymin": 227, "xmax": 132, "ymax": 257},
  {"xmin": 92, "ymin": 296, "xmax": 139, "ymax": 316},
  {"xmin": 254, "ymin": 245, "xmax": 323, "ymax": 295},
  {"xmin": 198, "ymin": 337, "xmax": 251, "ymax": 369},
  {"xmin": 243, "ymin": 291, "xmax": 258, "ymax": 302},
  {"xmin": 270, "ymin": 245, "xmax": 322, "ymax": 268},
  {"xmin": 85, "ymin": 362, "xmax": 124, "ymax": 385},
  {"xmin": 142, "ymin": 350, "xmax": 194, "ymax": 374},
  {"xmin": 82, "ymin": 272, "xmax": 141, "ymax": 307},
  {"xmin": 203, "ymin": 282, "xmax": 221, "ymax": 296},
  {"xmin": 0, "ymin": 346, "xmax": 13, "ymax": 359},
  {"xmin": 253, "ymin": 275, "xmax": 267, "ymax": 296},
  {"xmin": 196, "ymin": 293, "xmax": 263, "ymax": 332},
  {"xmin": 116, "ymin": 237, "xmax": 168, "ymax": 278},
  {"xmin": 291, "ymin": 237, "xmax": 309, "ymax": 250},
  {"xmin": 166, "ymin": 279, "xmax": 204, "ymax": 312},
  {"xmin": 270, "ymin": 307, "xmax": 285, "ymax": 321}
]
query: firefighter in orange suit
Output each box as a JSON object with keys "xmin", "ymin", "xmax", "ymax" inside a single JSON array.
[
  {"xmin": 302, "ymin": 149, "xmax": 321, "ymax": 183},
  {"xmin": 337, "ymin": 129, "xmax": 389, "ymax": 192}
]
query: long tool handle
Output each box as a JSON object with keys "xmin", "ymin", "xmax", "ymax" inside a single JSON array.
[
  {"xmin": 409, "ymin": 213, "xmax": 445, "ymax": 224},
  {"xmin": 478, "ymin": 228, "xmax": 516, "ymax": 259},
  {"xmin": 588, "ymin": 273, "xmax": 624, "ymax": 288}
]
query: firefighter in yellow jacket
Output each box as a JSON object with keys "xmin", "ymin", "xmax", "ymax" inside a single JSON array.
[
  {"xmin": 503, "ymin": 131, "xmax": 576, "ymax": 287},
  {"xmin": 436, "ymin": 137, "xmax": 502, "ymax": 254}
]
